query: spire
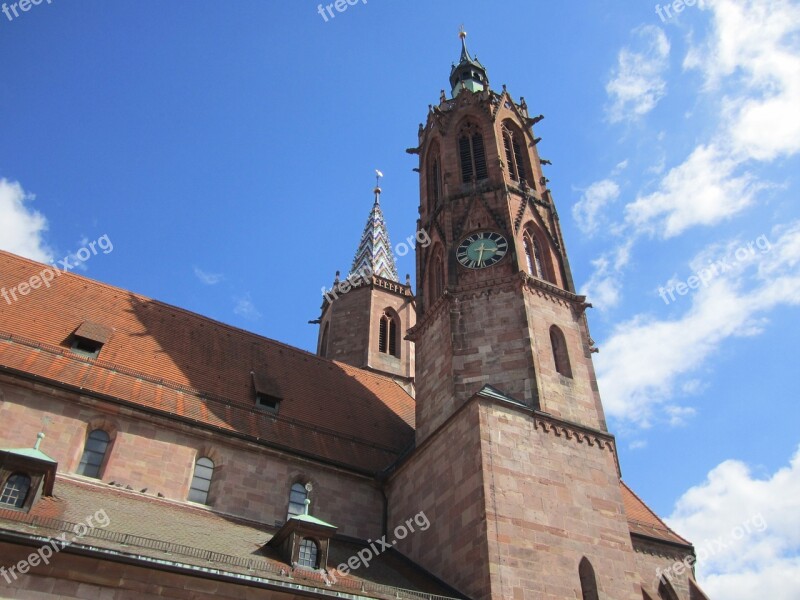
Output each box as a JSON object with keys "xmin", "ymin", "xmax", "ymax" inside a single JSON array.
[
  {"xmin": 458, "ymin": 25, "xmax": 471, "ymax": 63},
  {"xmin": 449, "ymin": 27, "xmax": 489, "ymax": 97},
  {"xmin": 349, "ymin": 171, "xmax": 400, "ymax": 282}
]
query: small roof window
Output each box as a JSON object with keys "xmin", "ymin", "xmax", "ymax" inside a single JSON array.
[
  {"xmin": 252, "ymin": 371, "xmax": 281, "ymax": 414},
  {"xmin": 70, "ymin": 321, "xmax": 113, "ymax": 358}
]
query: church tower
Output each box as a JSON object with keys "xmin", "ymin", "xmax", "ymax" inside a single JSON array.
[
  {"xmin": 316, "ymin": 178, "xmax": 416, "ymax": 387},
  {"xmin": 408, "ymin": 29, "xmax": 605, "ymax": 442},
  {"xmin": 387, "ymin": 32, "xmax": 643, "ymax": 600}
]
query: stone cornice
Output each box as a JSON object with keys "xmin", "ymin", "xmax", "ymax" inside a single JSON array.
[
  {"xmin": 521, "ymin": 272, "xmax": 588, "ymax": 308},
  {"xmin": 632, "ymin": 534, "xmax": 695, "ymax": 556},
  {"xmin": 474, "ymin": 386, "xmax": 618, "ymax": 461}
]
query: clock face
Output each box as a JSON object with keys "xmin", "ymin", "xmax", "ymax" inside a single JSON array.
[{"xmin": 456, "ymin": 231, "xmax": 509, "ymax": 269}]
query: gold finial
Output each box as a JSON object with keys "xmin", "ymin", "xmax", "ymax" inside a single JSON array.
[
  {"xmin": 459, "ymin": 25, "xmax": 467, "ymax": 40},
  {"xmin": 374, "ymin": 169, "xmax": 383, "ymax": 197}
]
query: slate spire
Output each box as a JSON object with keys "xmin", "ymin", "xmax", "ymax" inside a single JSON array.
[{"xmin": 349, "ymin": 172, "xmax": 399, "ymax": 282}]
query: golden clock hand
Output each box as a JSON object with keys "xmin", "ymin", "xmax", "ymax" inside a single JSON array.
[{"xmin": 477, "ymin": 243, "xmax": 486, "ymax": 263}]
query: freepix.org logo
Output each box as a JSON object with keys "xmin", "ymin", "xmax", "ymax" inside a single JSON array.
[{"xmin": 2, "ymin": 0, "xmax": 54, "ymax": 24}]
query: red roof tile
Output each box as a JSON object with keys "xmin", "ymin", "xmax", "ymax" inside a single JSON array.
[
  {"xmin": 0, "ymin": 250, "xmax": 414, "ymax": 474},
  {"xmin": 621, "ymin": 480, "xmax": 690, "ymax": 546},
  {"xmin": 0, "ymin": 476, "xmax": 461, "ymax": 600}
]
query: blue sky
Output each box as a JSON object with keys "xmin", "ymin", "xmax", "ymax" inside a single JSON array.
[{"xmin": 1, "ymin": 1, "xmax": 799, "ymax": 595}]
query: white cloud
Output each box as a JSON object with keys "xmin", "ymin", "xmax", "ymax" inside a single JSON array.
[
  {"xmin": 685, "ymin": 0, "xmax": 800, "ymax": 161},
  {"xmin": 234, "ymin": 294, "xmax": 261, "ymax": 320},
  {"xmin": 573, "ymin": 179, "xmax": 620, "ymax": 235},
  {"xmin": 625, "ymin": 144, "xmax": 764, "ymax": 238},
  {"xmin": 626, "ymin": 0, "xmax": 800, "ymax": 238},
  {"xmin": 0, "ymin": 178, "xmax": 53, "ymax": 263},
  {"xmin": 596, "ymin": 221, "xmax": 800, "ymax": 426},
  {"xmin": 194, "ymin": 267, "xmax": 224, "ymax": 285},
  {"xmin": 666, "ymin": 446, "xmax": 800, "ymax": 600},
  {"xmin": 580, "ymin": 239, "xmax": 633, "ymax": 310},
  {"xmin": 606, "ymin": 26, "xmax": 670, "ymax": 123}
]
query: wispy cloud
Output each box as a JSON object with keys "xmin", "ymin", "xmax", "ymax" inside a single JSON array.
[
  {"xmin": 194, "ymin": 266, "xmax": 224, "ymax": 285},
  {"xmin": 234, "ymin": 294, "xmax": 261, "ymax": 320},
  {"xmin": 605, "ymin": 25, "xmax": 670, "ymax": 123},
  {"xmin": 625, "ymin": 144, "xmax": 765, "ymax": 238},
  {"xmin": 0, "ymin": 178, "xmax": 53, "ymax": 263},
  {"xmin": 573, "ymin": 179, "xmax": 621, "ymax": 236},
  {"xmin": 596, "ymin": 222, "xmax": 800, "ymax": 427}
]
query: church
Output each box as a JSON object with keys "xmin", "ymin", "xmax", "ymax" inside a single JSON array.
[{"xmin": 0, "ymin": 33, "xmax": 710, "ymax": 599}]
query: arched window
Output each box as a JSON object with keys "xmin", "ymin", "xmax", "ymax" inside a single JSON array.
[
  {"xmin": 287, "ymin": 482, "xmax": 309, "ymax": 519},
  {"xmin": 579, "ymin": 557, "xmax": 599, "ymax": 600},
  {"xmin": 429, "ymin": 246, "xmax": 445, "ymax": 302},
  {"xmin": 550, "ymin": 326, "xmax": 572, "ymax": 378},
  {"xmin": 298, "ymin": 538, "xmax": 319, "ymax": 568},
  {"xmin": 522, "ymin": 227, "xmax": 554, "ymax": 283},
  {"xmin": 427, "ymin": 144, "xmax": 442, "ymax": 211},
  {"xmin": 0, "ymin": 473, "xmax": 31, "ymax": 509},
  {"xmin": 77, "ymin": 429, "xmax": 111, "ymax": 479},
  {"xmin": 320, "ymin": 322, "xmax": 329, "ymax": 357},
  {"xmin": 502, "ymin": 122, "xmax": 528, "ymax": 183},
  {"xmin": 379, "ymin": 310, "xmax": 399, "ymax": 357},
  {"xmin": 458, "ymin": 122, "xmax": 488, "ymax": 183},
  {"xmin": 658, "ymin": 580, "xmax": 680, "ymax": 600},
  {"xmin": 188, "ymin": 457, "xmax": 214, "ymax": 504}
]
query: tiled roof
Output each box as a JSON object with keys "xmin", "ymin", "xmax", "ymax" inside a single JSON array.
[
  {"xmin": 0, "ymin": 475, "xmax": 462, "ymax": 600},
  {"xmin": 0, "ymin": 250, "xmax": 415, "ymax": 474},
  {"xmin": 621, "ymin": 481, "xmax": 691, "ymax": 546},
  {"xmin": 350, "ymin": 193, "xmax": 400, "ymax": 282}
]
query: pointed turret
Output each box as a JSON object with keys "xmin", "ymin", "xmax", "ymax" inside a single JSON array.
[
  {"xmin": 316, "ymin": 172, "xmax": 416, "ymax": 387},
  {"xmin": 449, "ymin": 28, "xmax": 489, "ymax": 97},
  {"xmin": 349, "ymin": 176, "xmax": 399, "ymax": 282}
]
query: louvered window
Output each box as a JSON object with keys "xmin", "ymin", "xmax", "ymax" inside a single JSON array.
[
  {"xmin": 458, "ymin": 123, "xmax": 488, "ymax": 183},
  {"xmin": 429, "ymin": 154, "xmax": 441, "ymax": 208},
  {"xmin": 512, "ymin": 136, "xmax": 527, "ymax": 182},
  {"xmin": 503, "ymin": 123, "xmax": 528, "ymax": 184},
  {"xmin": 503, "ymin": 129, "xmax": 518, "ymax": 181}
]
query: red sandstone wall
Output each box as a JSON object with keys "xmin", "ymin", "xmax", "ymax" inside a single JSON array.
[
  {"xmin": 386, "ymin": 400, "xmax": 490, "ymax": 600},
  {"xmin": 478, "ymin": 401, "xmax": 641, "ymax": 600},
  {"xmin": 522, "ymin": 287, "xmax": 607, "ymax": 431},
  {"xmin": 0, "ymin": 377, "xmax": 383, "ymax": 540}
]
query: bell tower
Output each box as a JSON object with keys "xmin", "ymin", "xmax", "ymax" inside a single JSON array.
[
  {"xmin": 388, "ymin": 32, "xmax": 642, "ymax": 600},
  {"xmin": 317, "ymin": 176, "xmax": 415, "ymax": 388},
  {"xmin": 408, "ymin": 29, "xmax": 605, "ymax": 442}
]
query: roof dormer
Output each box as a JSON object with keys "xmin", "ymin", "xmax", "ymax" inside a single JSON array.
[{"xmin": 0, "ymin": 433, "xmax": 58, "ymax": 513}]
